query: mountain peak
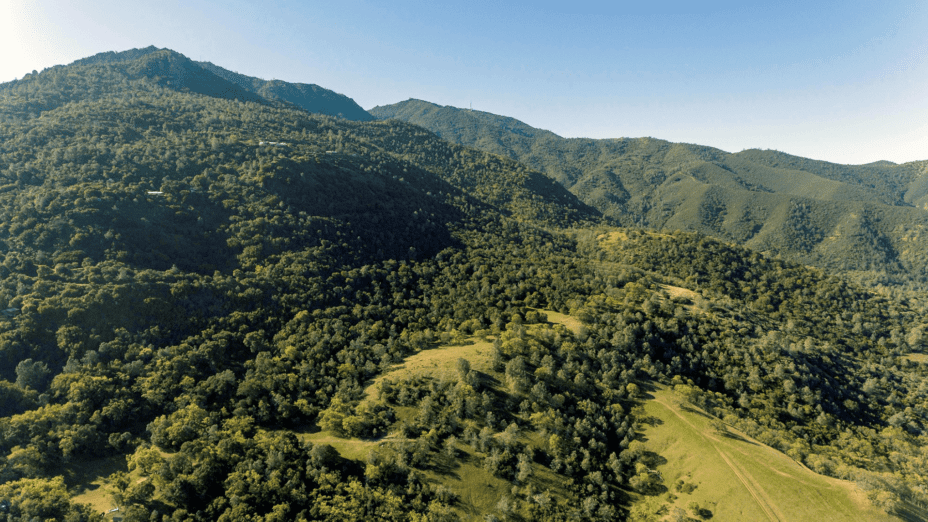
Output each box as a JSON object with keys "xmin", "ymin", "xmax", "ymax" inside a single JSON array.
[
  {"xmin": 4, "ymin": 46, "xmax": 373, "ymax": 121},
  {"xmin": 69, "ymin": 45, "xmax": 172, "ymax": 67}
]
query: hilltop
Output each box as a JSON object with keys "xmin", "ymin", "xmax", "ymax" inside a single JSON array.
[
  {"xmin": 8, "ymin": 46, "xmax": 373, "ymax": 122},
  {"xmin": 371, "ymin": 100, "xmax": 928, "ymax": 287}
]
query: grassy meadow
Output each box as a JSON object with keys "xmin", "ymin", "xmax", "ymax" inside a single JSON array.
[{"xmin": 628, "ymin": 384, "xmax": 895, "ymax": 522}]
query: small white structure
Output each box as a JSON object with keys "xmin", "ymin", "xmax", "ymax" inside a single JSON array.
[{"xmin": 146, "ymin": 191, "xmax": 164, "ymax": 195}]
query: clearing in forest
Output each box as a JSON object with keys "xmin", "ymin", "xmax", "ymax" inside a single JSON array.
[
  {"xmin": 537, "ymin": 309, "xmax": 584, "ymax": 335},
  {"xmin": 365, "ymin": 307, "xmax": 582, "ymax": 398},
  {"xmin": 658, "ymin": 284, "xmax": 698, "ymax": 302},
  {"xmin": 596, "ymin": 229, "xmax": 673, "ymax": 248},
  {"xmin": 312, "ymin": 315, "xmax": 585, "ymax": 519},
  {"xmin": 66, "ymin": 455, "xmax": 127, "ymax": 519},
  {"xmin": 628, "ymin": 383, "xmax": 894, "ymax": 522},
  {"xmin": 298, "ymin": 335, "xmax": 496, "ymax": 462},
  {"xmin": 363, "ymin": 337, "xmax": 495, "ymax": 400},
  {"xmin": 297, "ymin": 429, "xmax": 388, "ymax": 460},
  {"xmin": 597, "ymin": 230, "xmax": 629, "ymax": 246}
]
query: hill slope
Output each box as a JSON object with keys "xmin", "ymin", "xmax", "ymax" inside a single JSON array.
[
  {"xmin": 0, "ymin": 49, "xmax": 926, "ymax": 521},
  {"xmin": 197, "ymin": 60, "xmax": 374, "ymax": 121},
  {"xmin": 632, "ymin": 384, "xmax": 895, "ymax": 522},
  {"xmin": 5, "ymin": 46, "xmax": 373, "ymax": 123},
  {"xmin": 371, "ymin": 100, "xmax": 928, "ymax": 284}
]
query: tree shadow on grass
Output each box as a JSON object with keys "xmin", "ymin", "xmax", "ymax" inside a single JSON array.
[
  {"xmin": 428, "ymin": 453, "xmax": 464, "ymax": 479},
  {"xmin": 640, "ymin": 450, "xmax": 668, "ymax": 468},
  {"xmin": 679, "ymin": 404, "xmax": 715, "ymax": 420},
  {"xmin": 639, "ymin": 415, "xmax": 664, "ymax": 427},
  {"xmin": 637, "ymin": 380, "xmax": 659, "ymax": 400},
  {"xmin": 471, "ymin": 370, "xmax": 500, "ymax": 388},
  {"xmin": 61, "ymin": 454, "xmax": 128, "ymax": 492},
  {"xmin": 638, "ymin": 482, "xmax": 669, "ymax": 496},
  {"xmin": 718, "ymin": 430, "xmax": 758, "ymax": 446}
]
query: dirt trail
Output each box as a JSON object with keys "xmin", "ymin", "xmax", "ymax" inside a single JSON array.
[
  {"xmin": 653, "ymin": 397, "xmax": 785, "ymax": 521},
  {"xmin": 714, "ymin": 447, "xmax": 780, "ymax": 522}
]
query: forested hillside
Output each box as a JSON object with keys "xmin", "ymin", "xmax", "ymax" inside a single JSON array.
[
  {"xmin": 196, "ymin": 60, "xmax": 373, "ymax": 121},
  {"xmin": 0, "ymin": 49, "xmax": 925, "ymax": 522},
  {"xmin": 12, "ymin": 46, "xmax": 373, "ymax": 122},
  {"xmin": 371, "ymin": 100, "xmax": 928, "ymax": 287}
]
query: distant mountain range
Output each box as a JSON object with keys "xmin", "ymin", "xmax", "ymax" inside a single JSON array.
[
  {"xmin": 0, "ymin": 46, "xmax": 596, "ymax": 271},
  {"xmin": 371, "ymin": 99, "xmax": 928, "ymax": 282}
]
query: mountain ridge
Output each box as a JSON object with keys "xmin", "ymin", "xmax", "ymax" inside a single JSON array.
[
  {"xmin": 5, "ymin": 46, "xmax": 373, "ymax": 122},
  {"xmin": 196, "ymin": 60, "xmax": 373, "ymax": 121},
  {"xmin": 371, "ymin": 99, "xmax": 928, "ymax": 285}
]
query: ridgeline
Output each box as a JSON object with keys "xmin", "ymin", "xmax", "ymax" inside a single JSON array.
[{"xmin": 371, "ymin": 99, "xmax": 928, "ymax": 289}]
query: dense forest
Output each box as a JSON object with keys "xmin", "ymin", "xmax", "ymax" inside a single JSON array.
[
  {"xmin": 0, "ymin": 47, "xmax": 926, "ymax": 521},
  {"xmin": 371, "ymin": 100, "xmax": 928, "ymax": 290}
]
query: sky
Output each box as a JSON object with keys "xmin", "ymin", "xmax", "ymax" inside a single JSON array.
[{"xmin": 2, "ymin": 0, "xmax": 927, "ymax": 165}]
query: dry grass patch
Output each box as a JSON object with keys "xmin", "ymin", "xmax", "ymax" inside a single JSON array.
[
  {"xmin": 597, "ymin": 229, "xmax": 672, "ymax": 249},
  {"xmin": 597, "ymin": 230, "xmax": 629, "ymax": 246},
  {"xmin": 420, "ymin": 445, "xmax": 513, "ymax": 520},
  {"xmin": 296, "ymin": 430, "xmax": 384, "ymax": 460},
  {"xmin": 417, "ymin": 433, "xmax": 571, "ymax": 521},
  {"xmin": 658, "ymin": 284, "xmax": 697, "ymax": 301},
  {"xmin": 538, "ymin": 309, "xmax": 584, "ymax": 335}
]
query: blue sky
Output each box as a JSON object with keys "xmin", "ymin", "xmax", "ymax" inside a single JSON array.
[{"xmin": 2, "ymin": 0, "xmax": 926, "ymax": 164}]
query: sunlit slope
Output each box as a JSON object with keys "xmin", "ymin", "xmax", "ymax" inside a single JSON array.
[
  {"xmin": 633, "ymin": 385, "xmax": 894, "ymax": 522},
  {"xmin": 372, "ymin": 99, "xmax": 928, "ymax": 281},
  {"xmin": 900, "ymin": 160, "xmax": 928, "ymax": 209},
  {"xmin": 296, "ymin": 310, "xmax": 598, "ymax": 520}
]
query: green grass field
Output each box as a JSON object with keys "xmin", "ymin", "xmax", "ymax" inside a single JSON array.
[
  {"xmin": 628, "ymin": 383, "xmax": 895, "ymax": 522},
  {"xmin": 535, "ymin": 309, "xmax": 584, "ymax": 335},
  {"xmin": 420, "ymin": 444, "xmax": 521, "ymax": 519}
]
